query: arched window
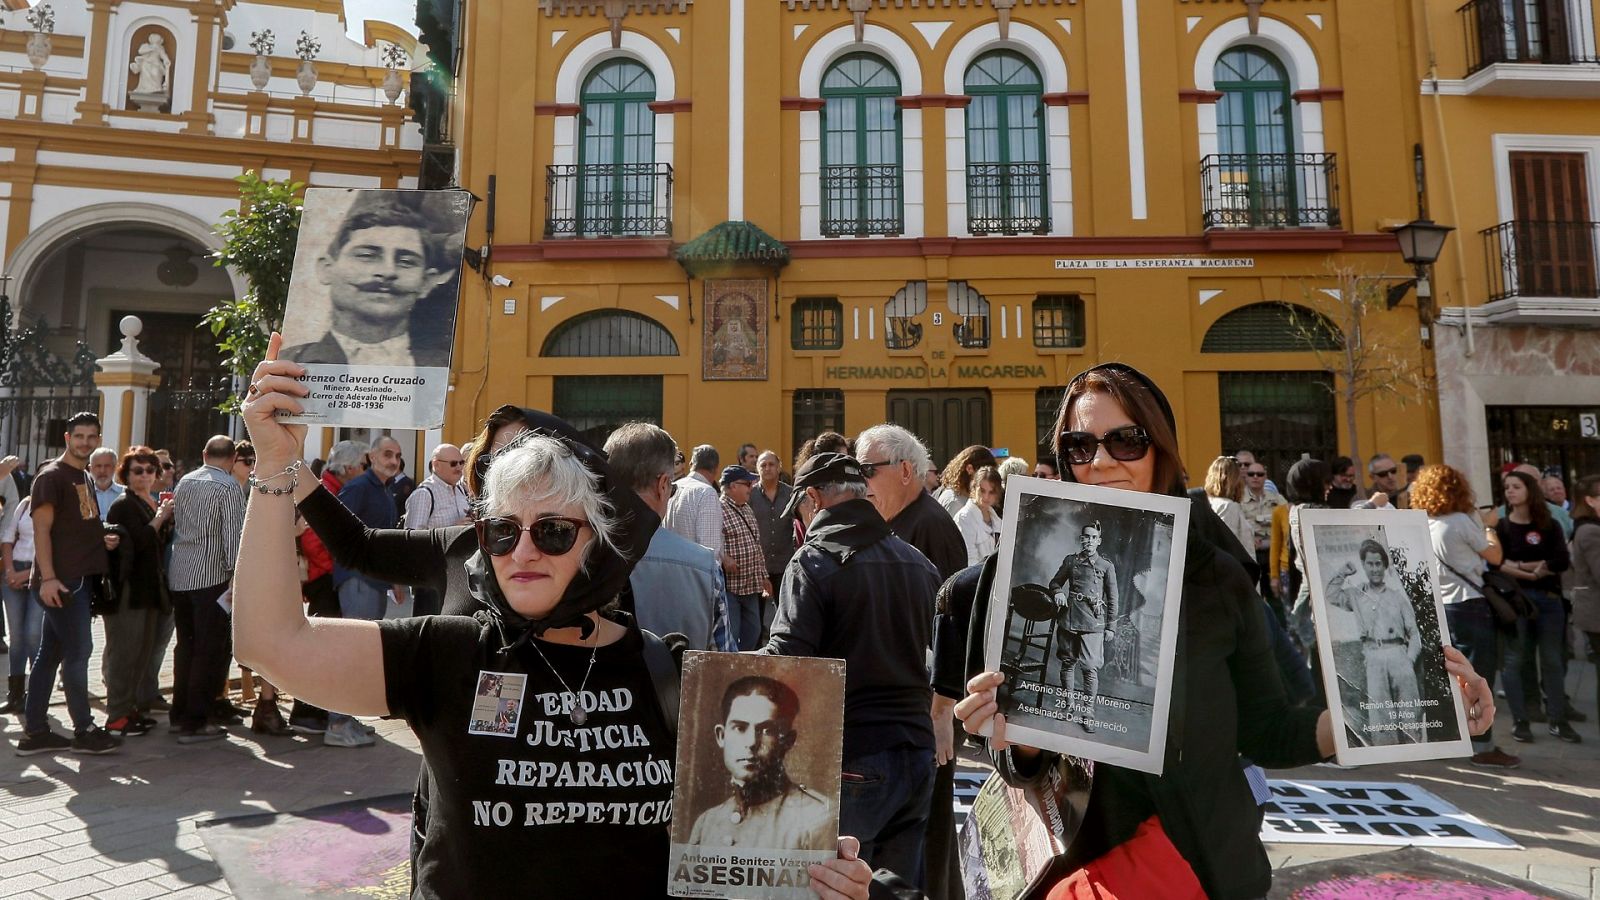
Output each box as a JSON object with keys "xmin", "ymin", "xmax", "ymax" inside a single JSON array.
[
  {"xmin": 1205, "ymin": 47, "xmax": 1335, "ymax": 229},
  {"xmin": 574, "ymin": 59, "xmax": 661, "ymax": 236},
  {"xmin": 1200, "ymin": 302, "xmax": 1342, "ymax": 353},
  {"xmin": 964, "ymin": 51, "xmax": 1047, "ymax": 235},
  {"xmin": 541, "ymin": 310, "xmax": 679, "ymax": 357},
  {"xmin": 820, "ymin": 53, "xmax": 903, "ymax": 236}
]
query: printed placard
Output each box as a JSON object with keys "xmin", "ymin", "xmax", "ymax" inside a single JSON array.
[
  {"xmin": 668, "ymin": 652, "xmax": 844, "ymax": 899},
  {"xmin": 278, "ymin": 187, "xmax": 472, "ymax": 430},
  {"xmin": 982, "ymin": 476, "xmax": 1189, "ymax": 775},
  {"xmin": 468, "ymin": 670, "xmax": 527, "ymax": 738},
  {"xmin": 1299, "ymin": 509, "xmax": 1472, "ymax": 766}
]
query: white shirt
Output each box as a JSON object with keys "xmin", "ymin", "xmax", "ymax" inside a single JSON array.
[
  {"xmin": 1208, "ymin": 496, "xmax": 1256, "ymax": 556},
  {"xmin": 1, "ymin": 496, "xmax": 35, "ymax": 563},
  {"xmin": 953, "ymin": 500, "xmax": 1001, "ymax": 566},
  {"xmin": 664, "ymin": 472, "xmax": 724, "ymax": 558},
  {"xmin": 333, "ymin": 330, "xmax": 414, "ymax": 367},
  {"xmin": 404, "ymin": 474, "xmax": 472, "ymax": 529}
]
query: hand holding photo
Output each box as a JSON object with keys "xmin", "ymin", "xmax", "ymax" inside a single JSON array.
[
  {"xmin": 669, "ymin": 652, "xmax": 845, "ymax": 899},
  {"xmin": 981, "ymin": 476, "xmax": 1189, "ymax": 775},
  {"xmin": 1299, "ymin": 508, "xmax": 1471, "ymax": 766}
]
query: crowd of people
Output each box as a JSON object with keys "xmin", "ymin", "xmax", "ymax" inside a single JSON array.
[{"xmin": 2, "ymin": 342, "xmax": 1583, "ymax": 896}]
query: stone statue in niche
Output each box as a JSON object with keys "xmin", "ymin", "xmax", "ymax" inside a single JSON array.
[{"xmin": 128, "ymin": 34, "xmax": 172, "ymax": 111}]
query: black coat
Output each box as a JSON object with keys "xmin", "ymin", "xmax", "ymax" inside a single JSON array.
[
  {"xmin": 963, "ymin": 495, "xmax": 1324, "ymax": 899},
  {"xmin": 106, "ymin": 493, "xmax": 172, "ymax": 613}
]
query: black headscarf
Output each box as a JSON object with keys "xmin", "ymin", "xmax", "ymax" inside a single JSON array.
[{"xmin": 465, "ymin": 409, "xmax": 659, "ymax": 650}]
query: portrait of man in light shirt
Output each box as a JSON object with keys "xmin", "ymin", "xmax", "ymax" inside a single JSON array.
[{"xmin": 281, "ymin": 191, "xmax": 462, "ymax": 369}]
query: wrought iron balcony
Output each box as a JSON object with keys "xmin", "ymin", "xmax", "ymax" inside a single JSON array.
[
  {"xmin": 545, "ymin": 163, "xmax": 673, "ymax": 238},
  {"xmin": 1200, "ymin": 153, "xmax": 1340, "ymax": 230},
  {"xmin": 820, "ymin": 164, "xmax": 903, "ymax": 237},
  {"xmin": 1459, "ymin": 0, "xmax": 1600, "ymax": 74},
  {"xmin": 1482, "ymin": 220, "xmax": 1600, "ymax": 302},
  {"xmin": 967, "ymin": 162, "xmax": 1049, "ymax": 236}
]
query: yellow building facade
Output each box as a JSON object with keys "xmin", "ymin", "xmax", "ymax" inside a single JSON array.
[
  {"xmin": 447, "ymin": 0, "xmax": 1442, "ymax": 482},
  {"xmin": 1414, "ymin": 0, "xmax": 1600, "ymax": 499}
]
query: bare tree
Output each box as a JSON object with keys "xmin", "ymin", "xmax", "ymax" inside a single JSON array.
[{"xmin": 1293, "ymin": 264, "xmax": 1427, "ymax": 470}]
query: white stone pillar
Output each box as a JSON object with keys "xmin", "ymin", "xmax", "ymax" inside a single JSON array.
[{"xmin": 93, "ymin": 316, "xmax": 162, "ymax": 454}]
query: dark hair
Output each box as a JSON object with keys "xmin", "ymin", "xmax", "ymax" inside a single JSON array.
[
  {"xmin": 327, "ymin": 197, "xmax": 440, "ymax": 269},
  {"xmin": 116, "ymin": 446, "xmax": 161, "ymax": 486},
  {"xmin": 603, "ymin": 423, "xmax": 678, "ymax": 493},
  {"xmin": 720, "ymin": 675, "xmax": 800, "ymax": 727},
  {"xmin": 234, "ymin": 439, "xmax": 255, "ymax": 462},
  {"xmin": 1502, "ymin": 470, "xmax": 1553, "ymax": 531},
  {"xmin": 1053, "ymin": 369, "xmax": 1184, "ymax": 496},
  {"xmin": 941, "ymin": 445, "xmax": 998, "ymax": 496},
  {"xmin": 1573, "ymin": 475, "xmax": 1600, "ymax": 522},
  {"xmin": 1358, "ymin": 539, "xmax": 1390, "ymax": 567},
  {"xmin": 1401, "ymin": 453, "xmax": 1425, "ymax": 471},
  {"xmin": 465, "ymin": 404, "xmax": 530, "ymax": 496},
  {"xmin": 1332, "ymin": 456, "xmax": 1354, "ymax": 475},
  {"xmin": 1285, "ymin": 458, "xmax": 1331, "ymax": 505},
  {"xmin": 65, "ymin": 411, "xmax": 100, "ymax": 433},
  {"xmin": 812, "ymin": 432, "xmax": 851, "ymax": 457}
]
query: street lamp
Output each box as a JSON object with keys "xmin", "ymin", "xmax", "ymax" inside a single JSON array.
[
  {"xmin": 1386, "ymin": 146, "xmax": 1455, "ymax": 331},
  {"xmin": 1393, "ymin": 219, "xmax": 1454, "ymax": 271}
]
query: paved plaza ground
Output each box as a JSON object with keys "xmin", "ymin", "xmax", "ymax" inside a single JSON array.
[{"xmin": 0, "ymin": 602, "xmax": 1596, "ymax": 898}]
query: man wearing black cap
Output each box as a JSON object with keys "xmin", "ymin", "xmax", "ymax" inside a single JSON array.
[
  {"xmin": 762, "ymin": 453, "xmax": 941, "ymax": 888},
  {"xmin": 282, "ymin": 193, "xmax": 458, "ymax": 368},
  {"xmin": 720, "ymin": 464, "xmax": 769, "ymax": 651}
]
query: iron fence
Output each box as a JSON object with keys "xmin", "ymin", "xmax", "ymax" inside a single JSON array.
[
  {"xmin": 1482, "ymin": 219, "xmax": 1600, "ymax": 302},
  {"xmin": 545, "ymin": 163, "xmax": 673, "ymax": 238},
  {"xmin": 146, "ymin": 376, "xmax": 234, "ymax": 461},
  {"xmin": 1458, "ymin": 0, "xmax": 1599, "ymax": 73},
  {"xmin": 1200, "ymin": 153, "xmax": 1340, "ymax": 229},
  {"xmin": 0, "ymin": 388, "xmax": 101, "ymax": 473},
  {"xmin": 821, "ymin": 164, "xmax": 904, "ymax": 237},
  {"xmin": 966, "ymin": 162, "xmax": 1050, "ymax": 235}
]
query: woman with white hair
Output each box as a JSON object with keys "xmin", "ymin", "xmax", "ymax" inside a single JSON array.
[{"xmin": 233, "ymin": 336, "xmax": 873, "ymax": 898}]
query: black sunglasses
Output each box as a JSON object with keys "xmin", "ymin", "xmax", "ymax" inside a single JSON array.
[
  {"xmin": 857, "ymin": 459, "xmax": 894, "ymax": 479},
  {"xmin": 1371, "ymin": 466, "xmax": 1399, "ymax": 479},
  {"xmin": 1058, "ymin": 425, "xmax": 1153, "ymax": 466},
  {"xmin": 475, "ymin": 515, "xmax": 590, "ymax": 557}
]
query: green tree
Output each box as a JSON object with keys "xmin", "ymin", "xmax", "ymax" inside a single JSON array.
[{"xmin": 202, "ymin": 171, "xmax": 304, "ymax": 412}]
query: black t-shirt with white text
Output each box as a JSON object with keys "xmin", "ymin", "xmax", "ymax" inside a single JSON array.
[{"xmin": 380, "ymin": 613, "xmax": 675, "ymax": 898}]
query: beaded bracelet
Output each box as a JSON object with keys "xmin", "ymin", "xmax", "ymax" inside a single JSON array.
[{"xmin": 249, "ymin": 460, "xmax": 303, "ymax": 496}]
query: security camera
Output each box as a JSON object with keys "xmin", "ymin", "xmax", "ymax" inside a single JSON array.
[{"xmin": 491, "ymin": 274, "xmax": 513, "ymax": 287}]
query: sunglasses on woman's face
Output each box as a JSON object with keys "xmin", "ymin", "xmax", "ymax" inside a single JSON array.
[
  {"xmin": 475, "ymin": 515, "xmax": 590, "ymax": 557},
  {"xmin": 1057, "ymin": 425, "xmax": 1153, "ymax": 467},
  {"xmin": 128, "ymin": 465, "xmax": 156, "ymax": 476}
]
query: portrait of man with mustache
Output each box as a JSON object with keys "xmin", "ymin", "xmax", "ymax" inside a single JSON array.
[{"xmin": 281, "ymin": 191, "xmax": 459, "ymax": 369}]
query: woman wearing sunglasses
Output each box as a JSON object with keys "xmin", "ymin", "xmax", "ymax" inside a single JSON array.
[
  {"xmin": 232, "ymin": 335, "xmax": 872, "ymax": 898},
  {"xmin": 953, "ymin": 362, "xmax": 1496, "ymax": 900}
]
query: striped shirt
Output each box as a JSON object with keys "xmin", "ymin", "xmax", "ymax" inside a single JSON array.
[
  {"xmin": 168, "ymin": 464, "xmax": 247, "ymax": 592},
  {"xmin": 720, "ymin": 496, "xmax": 767, "ymax": 596}
]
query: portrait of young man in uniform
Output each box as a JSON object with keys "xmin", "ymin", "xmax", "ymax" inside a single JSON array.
[
  {"xmin": 281, "ymin": 191, "xmax": 461, "ymax": 369},
  {"xmin": 1325, "ymin": 539, "xmax": 1422, "ymax": 746},
  {"xmin": 687, "ymin": 675, "xmax": 834, "ymax": 852},
  {"xmin": 1048, "ymin": 522, "xmax": 1119, "ymax": 733}
]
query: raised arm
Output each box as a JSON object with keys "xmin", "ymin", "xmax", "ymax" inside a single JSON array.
[{"xmin": 232, "ymin": 335, "xmax": 387, "ymax": 717}]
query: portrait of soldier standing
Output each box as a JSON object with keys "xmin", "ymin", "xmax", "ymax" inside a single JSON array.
[
  {"xmin": 1047, "ymin": 521, "xmax": 1119, "ymax": 733},
  {"xmin": 281, "ymin": 191, "xmax": 458, "ymax": 369},
  {"xmin": 688, "ymin": 675, "xmax": 835, "ymax": 852},
  {"xmin": 1325, "ymin": 538, "xmax": 1422, "ymax": 745}
]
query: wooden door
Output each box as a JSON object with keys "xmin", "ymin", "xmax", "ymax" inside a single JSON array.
[{"xmin": 1509, "ymin": 151, "xmax": 1595, "ymax": 297}]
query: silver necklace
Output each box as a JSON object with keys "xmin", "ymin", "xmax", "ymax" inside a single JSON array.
[{"xmin": 529, "ymin": 635, "xmax": 600, "ymax": 725}]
